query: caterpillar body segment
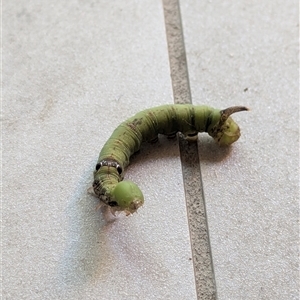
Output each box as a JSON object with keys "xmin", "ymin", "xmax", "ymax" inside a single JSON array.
[{"xmin": 93, "ymin": 104, "xmax": 248, "ymax": 215}]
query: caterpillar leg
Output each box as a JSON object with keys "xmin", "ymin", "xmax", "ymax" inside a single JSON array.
[
  {"xmin": 87, "ymin": 186, "xmax": 96, "ymax": 195},
  {"xmin": 184, "ymin": 132, "xmax": 199, "ymax": 142},
  {"xmin": 96, "ymin": 201, "xmax": 105, "ymax": 211},
  {"xmin": 149, "ymin": 136, "xmax": 159, "ymax": 143},
  {"xmin": 166, "ymin": 132, "xmax": 177, "ymax": 139}
]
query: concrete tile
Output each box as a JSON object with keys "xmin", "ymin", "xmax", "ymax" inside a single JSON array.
[
  {"xmin": 3, "ymin": 1, "xmax": 197, "ymax": 299},
  {"xmin": 180, "ymin": 0, "xmax": 299, "ymax": 299}
]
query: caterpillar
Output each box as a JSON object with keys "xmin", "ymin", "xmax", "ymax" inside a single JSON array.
[{"xmin": 93, "ymin": 104, "xmax": 248, "ymax": 215}]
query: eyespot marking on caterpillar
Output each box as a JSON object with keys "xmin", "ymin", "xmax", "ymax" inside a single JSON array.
[
  {"xmin": 95, "ymin": 159, "xmax": 123, "ymax": 174},
  {"xmin": 93, "ymin": 104, "xmax": 249, "ymax": 215},
  {"xmin": 115, "ymin": 166, "xmax": 122, "ymax": 175}
]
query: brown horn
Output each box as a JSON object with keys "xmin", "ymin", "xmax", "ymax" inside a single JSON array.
[{"xmin": 220, "ymin": 106, "xmax": 249, "ymax": 124}]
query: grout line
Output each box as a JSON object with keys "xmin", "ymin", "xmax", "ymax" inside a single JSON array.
[
  {"xmin": 162, "ymin": 0, "xmax": 217, "ymax": 299},
  {"xmin": 162, "ymin": 0, "xmax": 191, "ymax": 104}
]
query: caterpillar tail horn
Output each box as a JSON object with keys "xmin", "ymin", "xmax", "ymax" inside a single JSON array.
[
  {"xmin": 220, "ymin": 106, "xmax": 249, "ymax": 123},
  {"xmin": 210, "ymin": 106, "xmax": 249, "ymax": 146}
]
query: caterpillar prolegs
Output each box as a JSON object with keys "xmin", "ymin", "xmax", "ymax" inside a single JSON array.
[{"xmin": 93, "ymin": 104, "xmax": 248, "ymax": 215}]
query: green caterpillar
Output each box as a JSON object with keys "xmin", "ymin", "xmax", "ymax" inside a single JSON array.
[{"xmin": 93, "ymin": 104, "xmax": 248, "ymax": 215}]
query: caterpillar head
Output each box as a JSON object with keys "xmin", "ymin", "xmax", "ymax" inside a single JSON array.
[
  {"xmin": 209, "ymin": 106, "xmax": 249, "ymax": 146},
  {"xmin": 110, "ymin": 180, "xmax": 144, "ymax": 215},
  {"xmin": 93, "ymin": 164, "xmax": 144, "ymax": 215}
]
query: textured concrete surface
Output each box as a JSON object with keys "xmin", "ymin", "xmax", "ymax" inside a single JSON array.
[
  {"xmin": 180, "ymin": 0, "xmax": 299, "ymax": 299},
  {"xmin": 2, "ymin": 0, "xmax": 299, "ymax": 300},
  {"xmin": 3, "ymin": 1, "xmax": 197, "ymax": 299}
]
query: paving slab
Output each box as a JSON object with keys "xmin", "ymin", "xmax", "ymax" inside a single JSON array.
[
  {"xmin": 180, "ymin": 0, "xmax": 299, "ymax": 299},
  {"xmin": 3, "ymin": 1, "xmax": 196, "ymax": 299}
]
